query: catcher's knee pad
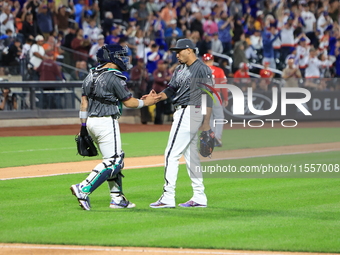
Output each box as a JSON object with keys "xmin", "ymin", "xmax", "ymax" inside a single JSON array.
[{"xmin": 80, "ymin": 153, "xmax": 124, "ymax": 194}]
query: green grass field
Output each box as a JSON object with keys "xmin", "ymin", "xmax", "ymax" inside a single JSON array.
[
  {"xmin": 0, "ymin": 127, "xmax": 339, "ymax": 168},
  {"xmin": 0, "ymin": 127, "xmax": 340, "ymax": 252}
]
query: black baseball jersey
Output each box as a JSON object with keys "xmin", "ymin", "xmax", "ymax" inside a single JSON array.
[
  {"xmin": 82, "ymin": 67, "xmax": 132, "ymax": 117},
  {"xmin": 162, "ymin": 59, "xmax": 213, "ymax": 107}
]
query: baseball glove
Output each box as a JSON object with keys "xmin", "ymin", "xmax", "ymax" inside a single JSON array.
[
  {"xmin": 75, "ymin": 126, "xmax": 98, "ymax": 157},
  {"xmin": 199, "ymin": 129, "xmax": 215, "ymax": 157}
]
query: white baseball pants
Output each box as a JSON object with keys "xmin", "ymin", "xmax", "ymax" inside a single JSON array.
[{"xmin": 159, "ymin": 106, "xmax": 207, "ymax": 206}]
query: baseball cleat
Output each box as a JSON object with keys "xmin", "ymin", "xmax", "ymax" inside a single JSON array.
[
  {"xmin": 149, "ymin": 201, "xmax": 175, "ymax": 208},
  {"xmin": 70, "ymin": 184, "xmax": 91, "ymax": 211},
  {"xmin": 110, "ymin": 200, "xmax": 135, "ymax": 209},
  {"xmin": 178, "ymin": 200, "xmax": 207, "ymax": 208},
  {"xmin": 110, "ymin": 195, "xmax": 135, "ymax": 209}
]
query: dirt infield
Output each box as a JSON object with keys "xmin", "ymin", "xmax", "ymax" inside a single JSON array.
[
  {"xmin": 1, "ymin": 121, "xmax": 340, "ymax": 254},
  {"xmin": 0, "ymin": 243, "xmax": 339, "ymax": 255}
]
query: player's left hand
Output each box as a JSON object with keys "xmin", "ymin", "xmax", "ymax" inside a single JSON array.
[
  {"xmin": 223, "ymin": 100, "xmax": 228, "ymax": 107},
  {"xmin": 201, "ymin": 123, "xmax": 211, "ymax": 132}
]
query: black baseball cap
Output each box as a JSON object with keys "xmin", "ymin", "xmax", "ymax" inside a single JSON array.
[{"xmin": 169, "ymin": 38, "xmax": 196, "ymax": 51}]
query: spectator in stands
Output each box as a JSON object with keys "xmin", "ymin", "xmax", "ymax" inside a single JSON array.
[
  {"xmin": 134, "ymin": 29, "xmax": 146, "ymax": 61},
  {"xmin": 198, "ymin": 33, "xmax": 212, "ymax": 57},
  {"xmin": 229, "ymin": 0, "xmax": 243, "ymax": 18},
  {"xmin": 36, "ymin": 55, "xmax": 64, "ymax": 109},
  {"xmin": 262, "ymin": 27, "xmax": 281, "ymax": 69},
  {"xmin": 300, "ymin": 2, "xmax": 317, "ymax": 46},
  {"xmin": 233, "ymin": 33, "xmax": 248, "ymax": 73},
  {"xmin": 219, "ymin": 58, "xmax": 231, "ymax": 78},
  {"xmin": 303, "ymin": 48, "xmax": 322, "ymax": 90},
  {"xmin": 74, "ymin": 0, "xmax": 85, "ymax": 29},
  {"xmin": 217, "ymin": 11, "xmax": 233, "ymax": 55},
  {"xmin": 55, "ymin": 5, "xmax": 74, "ymax": 35},
  {"xmin": 233, "ymin": 14, "xmax": 246, "ymax": 44},
  {"xmin": 295, "ymin": 34, "xmax": 311, "ymax": 77},
  {"xmin": 20, "ymin": 12, "xmax": 41, "ymax": 40},
  {"xmin": 279, "ymin": 15, "xmax": 298, "ymax": 64},
  {"xmin": 190, "ymin": 11, "xmax": 204, "ymax": 39},
  {"xmin": 177, "ymin": 6, "xmax": 190, "ymax": 33},
  {"xmin": 105, "ymin": 26, "xmax": 121, "ymax": 45},
  {"xmin": 319, "ymin": 29, "xmax": 330, "ymax": 56},
  {"xmin": 260, "ymin": 61, "xmax": 274, "ymax": 79},
  {"xmin": 36, "ymin": 4, "xmax": 53, "ymax": 40},
  {"xmin": 146, "ymin": 43, "xmax": 163, "ymax": 76},
  {"xmin": 254, "ymin": 10, "xmax": 264, "ymax": 31},
  {"xmin": 135, "ymin": 1, "xmax": 149, "ymax": 30},
  {"xmin": 0, "ymin": 5, "xmax": 16, "ymax": 36},
  {"xmin": 319, "ymin": 54, "xmax": 334, "ymax": 78},
  {"xmin": 2, "ymin": 38, "xmax": 21, "ymax": 75},
  {"xmin": 160, "ymin": 0, "xmax": 177, "ymax": 26},
  {"xmin": 328, "ymin": 26, "xmax": 339, "ymax": 57},
  {"xmin": 62, "ymin": 22, "xmax": 77, "ymax": 68},
  {"xmin": 164, "ymin": 19, "xmax": 183, "ymax": 38},
  {"xmin": 84, "ymin": 18, "xmax": 102, "ymax": 44},
  {"xmin": 101, "ymin": 11, "xmax": 114, "ymax": 37},
  {"xmin": 89, "ymin": 34, "xmax": 105, "ymax": 64},
  {"xmin": 203, "ymin": 12, "xmax": 218, "ymax": 35},
  {"xmin": 152, "ymin": 60, "xmax": 171, "ymax": 125},
  {"xmin": 245, "ymin": 15, "xmax": 256, "ymax": 36},
  {"xmin": 233, "ymin": 62, "xmax": 251, "ymax": 91},
  {"xmin": 20, "ymin": 35, "xmax": 34, "ymax": 60},
  {"xmin": 71, "ymin": 28, "xmax": 91, "ymax": 62},
  {"xmin": 1, "ymin": 29, "xmax": 14, "ymax": 48},
  {"xmin": 125, "ymin": 18, "xmax": 138, "ymax": 47},
  {"xmin": 211, "ymin": 32, "xmax": 223, "ymax": 54},
  {"xmin": 70, "ymin": 60, "xmax": 88, "ymax": 81},
  {"xmin": 130, "ymin": 58, "xmax": 150, "ymax": 124},
  {"xmin": 28, "ymin": 34, "xmax": 46, "ymax": 80},
  {"xmin": 43, "ymin": 35, "xmax": 60, "ymax": 60},
  {"xmin": 282, "ymin": 56, "xmax": 302, "ymax": 87},
  {"xmin": 189, "ymin": 30, "xmax": 201, "ymax": 46},
  {"xmin": 0, "ymin": 87, "xmax": 17, "ymax": 110},
  {"xmin": 317, "ymin": 11, "xmax": 333, "ymax": 36},
  {"xmin": 36, "ymin": 57, "xmax": 63, "ymax": 81},
  {"xmin": 328, "ymin": 0, "xmax": 339, "ymax": 22},
  {"xmin": 250, "ymin": 30, "xmax": 263, "ymax": 52},
  {"xmin": 146, "ymin": 0, "xmax": 160, "ymax": 15}
]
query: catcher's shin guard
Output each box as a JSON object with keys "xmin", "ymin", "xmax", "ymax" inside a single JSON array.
[
  {"xmin": 108, "ymin": 172, "xmax": 125, "ymax": 195},
  {"xmin": 79, "ymin": 154, "xmax": 124, "ymax": 194}
]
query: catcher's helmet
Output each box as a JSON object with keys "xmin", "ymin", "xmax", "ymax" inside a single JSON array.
[
  {"xmin": 202, "ymin": 53, "xmax": 214, "ymax": 61},
  {"xmin": 96, "ymin": 44, "xmax": 131, "ymax": 71}
]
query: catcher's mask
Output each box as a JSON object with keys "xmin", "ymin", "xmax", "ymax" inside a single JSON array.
[{"xmin": 96, "ymin": 44, "xmax": 131, "ymax": 71}]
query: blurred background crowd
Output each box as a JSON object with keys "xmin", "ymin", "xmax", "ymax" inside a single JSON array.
[{"xmin": 0, "ymin": 0, "xmax": 340, "ymax": 93}]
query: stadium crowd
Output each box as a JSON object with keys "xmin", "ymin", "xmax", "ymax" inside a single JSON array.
[{"xmin": 0, "ymin": 0, "xmax": 340, "ymax": 92}]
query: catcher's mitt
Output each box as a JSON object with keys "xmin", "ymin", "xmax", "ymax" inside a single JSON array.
[
  {"xmin": 75, "ymin": 126, "xmax": 98, "ymax": 157},
  {"xmin": 199, "ymin": 129, "xmax": 215, "ymax": 157}
]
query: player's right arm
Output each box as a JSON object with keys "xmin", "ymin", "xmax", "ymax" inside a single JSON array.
[{"xmin": 122, "ymin": 96, "xmax": 160, "ymax": 108}]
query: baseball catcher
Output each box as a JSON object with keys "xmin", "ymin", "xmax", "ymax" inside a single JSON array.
[
  {"xmin": 70, "ymin": 44, "xmax": 159, "ymax": 210},
  {"xmin": 75, "ymin": 125, "xmax": 98, "ymax": 157},
  {"xmin": 199, "ymin": 129, "xmax": 215, "ymax": 157}
]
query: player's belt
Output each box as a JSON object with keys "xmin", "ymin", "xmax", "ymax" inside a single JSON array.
[{"xmin": 175, "ymin": 105, "xmax": 201, "ymax": 111}]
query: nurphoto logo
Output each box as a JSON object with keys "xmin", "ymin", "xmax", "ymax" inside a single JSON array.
[{"xmin": 201, "ymin": 84, "xmax": 312, "ymax": 128}]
